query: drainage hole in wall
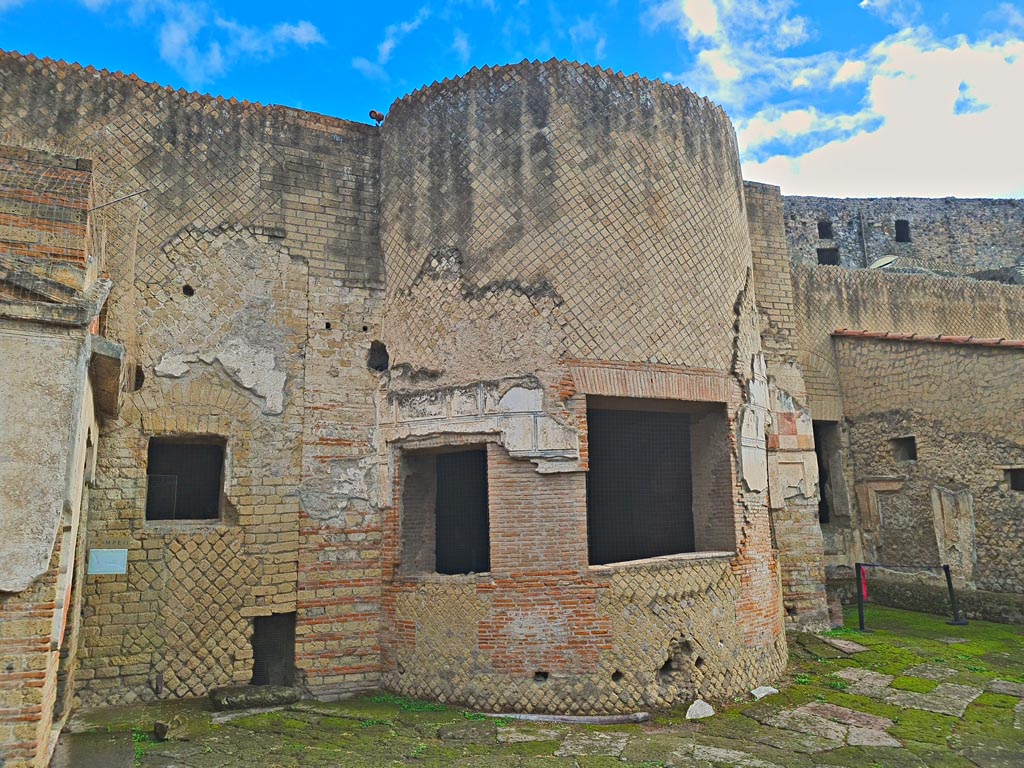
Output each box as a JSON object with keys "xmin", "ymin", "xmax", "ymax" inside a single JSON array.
[
  {"xmin": 182, "ymin": 284, "xmax": 195, "ymax": 297},
  {"xmin": 362, "ymin": 325, "xmax": 369, "ymax": 332},
  {"xmin": 325, "ymin": 322, "xmax": 332, "ymax": 330},
  {"xmin": 695, "ymin": 656, "xmax": 705, "ymax": 669},
  {"xmin": 534, "ymin": 671, "xmax": 549, "ymax": 683},
  {"xmin": 611, "ymin": 670, "xmax": 624, "ymax": 683},
  {"xmin": 132, "ymin": 364, "xmax": 145, "ymax": 392},
  {"xmin": 657, "ymin": 658, "xmax": 674, "ymax": 681}
]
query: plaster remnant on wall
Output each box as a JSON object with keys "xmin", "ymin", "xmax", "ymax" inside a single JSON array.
[
  {"xmin": 739, "ymin": 354, "xmax": 769, "ymax": 493},
  {"xmin": 300, "ymin": 456, "xmax": 377, "ymax": 525},
  {"xmin": 380, "ymin": 379, "xmax": 579, "ymax": 473},
  {"xmin": 155, "ymin": 338, "xmax": 287, "ymax": 415},
  {"xmin": 930, "ymin": 486, "xmax": 976, "ymax": 586}
]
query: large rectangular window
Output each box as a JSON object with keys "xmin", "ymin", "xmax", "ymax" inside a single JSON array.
[
  {"xmin": 586, "ymin": 405, "xmax": 695, "ymax": 565},
  {"xmin": 401, "ymin": 446, "xmax": 490, "ymax": 576},
  {"xmin": 145, "ymin": 437, "xmax": 224, "ymax": 521}
]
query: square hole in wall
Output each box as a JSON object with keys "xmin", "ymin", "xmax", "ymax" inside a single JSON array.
[
  {"xmin": 251, "ymin": 612, "xmax": 296, "ymax": 686},
  {"xmin": 817, "ymin": 247, "xmax": 840, "ymax": 266},
  {"xmin": 400, "ymin": 446, "xmax": 490, "ymax": 576},
  {"xmin": 890, "ymin": 436, "xmax": 917, "ymax": 462},
  {"xmin": 817, "ymin": 220, "xmax": 834, "ymax": 239},
  {"xmin": 895, "ymin": 219, "xmax": 911, "ymax": 242},
  {"xmin": 145, "ymin": 437, "xmax": 225, "ymax": 520},
  {"xmin": 1006, "ymin": 468, "xmax": 1024, "ymax": 492}
]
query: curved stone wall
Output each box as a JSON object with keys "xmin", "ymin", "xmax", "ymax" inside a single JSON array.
[
  {"xmin": 376, "ymin": 62, "xmax": 785, "ymax": 714},
  {"xmin": 380, "ymin": 60, "xmax": 753, "ymax": 382}
]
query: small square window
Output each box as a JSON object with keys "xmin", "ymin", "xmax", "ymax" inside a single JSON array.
[
  {"xmin": 817, "ymin": 247, "xmax": 840, "ymax": 266},
  {"xmin": 1006, "ymin": 468, "xmax": 1024, "ymax": 492},
  {"xmin": 895, "ymin": 219, "xmax": 911, "ymax": 242},
  {"xmin": 891, "ymin": 436, "xmax": 917, "ymax": 462},
  {"xmin": 817, "ymin": 220, "xmax": 834, "ymax": 239},
  {"xmin": 145, "ymin": 437, "xmax": 225, "ymax": 520}
]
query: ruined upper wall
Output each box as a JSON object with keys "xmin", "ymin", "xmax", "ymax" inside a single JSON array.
[
  {"xmin": 792, "ymin": 266, "xmax": 1024, "ymax": 419},
  {"xmin": 784, "ymin": 196, "xmax": 1024, "ymax": 274},
  {"xmin": 380, "ymin": 60, "xmax": 752, "ymax": 383}
]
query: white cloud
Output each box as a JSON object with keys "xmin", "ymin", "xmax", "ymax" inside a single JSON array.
[
  {"xmin": 451, "ymin": 28, "xmax": 471, "ymax": 66},
  {"xmin": 859, "ymin": 0, "xmax": 923, "ymax": 29},
  {"xmin": 744, "ymin": 31, "xmax": 1024, "ymax": 196},
  {"xmin": 0, "ymin": 0, "xmax": 29, "ymax": 10},
  {"xmin": 832, "ymin": 59, "xmax": 868, "ymax": 85},
  {"xmin": 352, "ymin": 56, "xmax": 388, "ymax": 81},
  {"xmin": 649, "ymin": 0, "xmax": 819, "ymax": 108},
  {"xmin": 378, "ymin": 7, "xmax": 429, "ymax": 65},
  {"xmin": 75, "ymin": 1, "xmax": 324, "ymax": 87},
  {"xmin": 568, "ymin": 16, "xmax": 607, "ymax": 61},
  {"xmin": 351, "ymin": 7, "xmax": 429, "ymax": 82}
]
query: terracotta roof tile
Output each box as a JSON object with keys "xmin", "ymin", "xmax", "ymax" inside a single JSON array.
[{"xmin": 834, "ymin": 329, "xmax": 1024, "ymax": 348}]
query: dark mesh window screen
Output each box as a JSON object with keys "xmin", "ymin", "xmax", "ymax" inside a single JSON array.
[
  {"xmin": 146, "ymin": 439, "xmax": 223, "ymax": 520},
  {"xmin": 251, "ymin": 612, "xmax": 296, "ymax": 686},
  {"xmin": 435, "ymin": 449, "xmax": 489, "ymax": 575},
  {"xmin": 587, "ymin": 409, "xmax": 694, "ymax": 565}
]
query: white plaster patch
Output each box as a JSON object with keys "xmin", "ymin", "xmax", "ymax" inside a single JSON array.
[
  {"xmin": 155, "ymin": 339, "xmax": 286, "ymax": 415},
  {"xmin": 498, "ymin": 386, "xmax": 543, "ymax": 412}
]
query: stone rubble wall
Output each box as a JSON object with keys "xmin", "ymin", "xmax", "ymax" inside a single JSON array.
[{"xmin": 784, "ymin": 196, "xmax": 1024, "ymax": 274}]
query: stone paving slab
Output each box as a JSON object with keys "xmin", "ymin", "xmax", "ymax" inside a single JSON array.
[
  {"xmin": 903, "ymin": 662, "xmax": 959, "ymax": 681},
  {"xmin": 817, "ymin": 636, "xmax": 869, "ymax": 654},
  {"xmin": 989, "ymin": 679, "xmax": 1024, "ymax": 697},
  {"xmin": 884, "ymin": 682, "xmax": 983, "ymax": 716},
  {"xmin": 554, "ymin": 730, "xmax": 628, "ymax": 757},
  {"xmin": 796, "ymin": 701, "xmax": 894, "ymax": 731}
]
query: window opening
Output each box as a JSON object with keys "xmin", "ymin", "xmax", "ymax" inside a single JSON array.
[
  {"xmin": 817, "ymin": 220, "xmax": 834, "ymax": 239},
  {"xmin": 817, "ymin": 247, "xmax": 840, "ymax": 266},
  {"xmin": 586, "ymin": 407, "xmax": 694, "ymax": 565},
  {"xmin": 1006, "ymin": 468, "xmax": 1024, "ymax": 492},
  {"xmin": 435, "ymin": 449, "xmax": 489, "ymax": 575},
  {"xmin": 145, "ymin": 438, "xmax": 224, "ymax": 520},
  {"xmin": 895, "ymin": 219, "xmax": 911, "ymax": 242},
  {"xmin": 891, "ymin": 436, "xmax": 917, "ymax": 462}
]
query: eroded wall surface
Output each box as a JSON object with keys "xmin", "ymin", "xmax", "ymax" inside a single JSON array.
[
  {"xmin": 784, "ymin": 196, "xmax": 1024, "ymax": 274},
  {"xmin": 377, "ymin": 62, "xmax": 787, "ymax": 712}
]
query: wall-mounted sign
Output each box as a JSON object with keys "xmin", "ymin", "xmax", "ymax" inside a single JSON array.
[{"xmin": 87, "ymin": 548, "xmax": 128, "ymax": 575}]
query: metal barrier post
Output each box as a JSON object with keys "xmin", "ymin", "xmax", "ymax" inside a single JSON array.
[
  {"xmin": 856, "ymin": 562, "xmax": 866, "ymax": 631},
  {"xmin": 943, "ymin": 564, "xmax": 969, "ymax": 626}
]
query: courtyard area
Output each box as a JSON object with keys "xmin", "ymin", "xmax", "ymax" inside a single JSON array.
[{"xmin": 53, "ymin": 607, "xmax": 1023, "ymax": 767}]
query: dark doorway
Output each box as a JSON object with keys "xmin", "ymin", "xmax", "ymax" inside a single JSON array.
[{"xmin": 252, "ymin": 612, "xmax": 296, "ymax": 686}]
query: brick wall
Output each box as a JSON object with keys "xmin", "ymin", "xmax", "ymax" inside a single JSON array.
[
  {"xmin": 744, "ymin": 181, "xmax": 829, "ymax": 630},
  {"xmin": 0, "ymin": 51, "xmax": 386, "ymax": 711}
]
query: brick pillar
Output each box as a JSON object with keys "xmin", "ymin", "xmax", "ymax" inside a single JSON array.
[{"xmin": 744, "ymin": 181, "xmax": 829, "ymax": 630}]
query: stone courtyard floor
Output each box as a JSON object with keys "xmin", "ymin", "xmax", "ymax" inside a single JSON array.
[{"xmin": 52, "ymin": 606, "xmax": 1023, "ymax": 767}]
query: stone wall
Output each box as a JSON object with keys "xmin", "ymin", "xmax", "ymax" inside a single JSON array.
[
  {"xmin": 0, "ymin": 51, "xmax": 386, "ymax": 715},
  {"xmin": 743, "ymin": 182, "xmax": 828, "ymax": 630},
  {"xmin": 792, "ymin": 266, "xmax": 1024, "ymax": 420},
  {"xmin": 784, "ymin": 196, "xmax": 1024, "ymax": 273},
  {"xmin": 834, "ymin": 336, "xmax": 1024, "ymax": 612},
  {"xmin": 375, "ymin": 62, "xmax": 788, "ymax": 712}
]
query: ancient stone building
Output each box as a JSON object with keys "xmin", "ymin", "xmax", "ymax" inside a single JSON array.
[{"xmin": 0, "ymin": 51, "xmax": 1021, "ymax": 768}]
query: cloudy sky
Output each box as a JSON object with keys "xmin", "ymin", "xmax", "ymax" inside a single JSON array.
[{"xmin": 1, "ymin": 1, "xmax": 1022, "ymax": 197}]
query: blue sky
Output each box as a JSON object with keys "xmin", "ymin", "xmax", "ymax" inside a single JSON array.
[{"xmin": 1, "ymin": 1, "xmax": 1022, "ymax": 197}]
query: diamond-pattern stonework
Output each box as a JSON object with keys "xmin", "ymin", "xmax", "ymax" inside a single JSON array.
[{"xmin": 380, "ymin": 61, "xmax": 753, "ymax": 378}]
